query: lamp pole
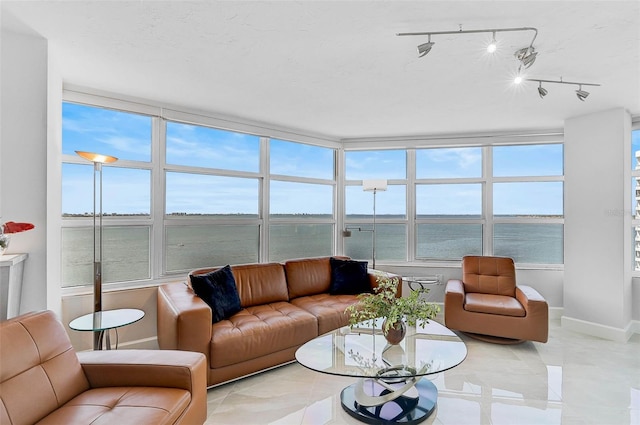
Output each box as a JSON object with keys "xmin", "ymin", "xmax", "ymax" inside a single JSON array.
[
  {"xmin": 362, "ymin": 179, "xmax": 387, "ymax": 270},
  {"xmin": 76, "ymin": 151, "xmax": 117, "ymax": 350}
]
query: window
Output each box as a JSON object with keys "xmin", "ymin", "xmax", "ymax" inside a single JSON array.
[
  {"xmin": 269, "ymin": 140, "xmax": 336, "ymax": 262},
  {"xmin": 270, "ymin": 139, "xmax": 334, "ymax": 179},
  {"xmin": 631, "ymin": 127, "xmax": 640, "ymax": 271},
  {"xmin": 166, "ymin": 122, "xmax": 259, "ymax": 172},
  {"xmin": 61, "ymin": 102, "xmax": 152, "ymax": 287},
  {"xmin": 416, "ymin": 182, "xmax": 483, "ymax": 260},
  {"xmin": 165, "ymin": 173, "xmax": 259, "ymax": 216},
  {"xmin": 344, "ymin": 150, "xmax": 407, "ymax": 263},
  {"xmin": 415, "ymin": 147, "xmax": 483, "ymax": 260},
  {"xmin": 61, "ymin": 93, "xmax": 566, "ymax": 291},
  {"xmin": 416, "ymin": 147, "xmax": 482, "ymax": 179},
  {"xmin": 62, "ymin": 98, "xmax": 340, "ymax": 287},
  {"xmin": 493, "ymin": 144, "xmax": 564, "ymax": 264}
]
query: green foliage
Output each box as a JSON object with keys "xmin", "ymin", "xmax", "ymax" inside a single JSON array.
[{"xmin": 345, "ymin": 273, "xmax": 440, "ymax": 333}]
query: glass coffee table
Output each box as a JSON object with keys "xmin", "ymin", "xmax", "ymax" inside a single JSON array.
[{"xmin": 295, "ymin": 319, "xmax": 467, "ymax": 424}]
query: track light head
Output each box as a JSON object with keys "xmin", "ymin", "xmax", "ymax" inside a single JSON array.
[
  {"xmin": 538, "ymin": 82, "xmax": 548, "ymax": 98},
  {"xmin": 576, "ymin": 85, "xmax": 590, "ymax": 101},
  {"xmin": 417, "ymin": 35, "xmax": 434, "ymax": 57},
  {"xmin": 515, "ymin": 46, "xmax": 538, "ymax": 68},
  {"xmin": 487, "ymin": 32, "xmax": 497, "ymax": 53}
]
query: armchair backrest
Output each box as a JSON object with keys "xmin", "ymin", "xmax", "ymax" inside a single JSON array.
[
  {"xmin": 462, "ymin": 256, "xmax": 517, "ymax": 297},
  {"xmin": 0, "ymin": 310, "xmax": 90, "ymax": 425}
]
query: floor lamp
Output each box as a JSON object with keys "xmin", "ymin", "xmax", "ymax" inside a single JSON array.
[
  {"xmin": 76, "ymin": 151, "xmax": 118, "ymax": 350},
  {"xmin": 362, "ymin": 179, "xmax": 387, "ymax": 269}
]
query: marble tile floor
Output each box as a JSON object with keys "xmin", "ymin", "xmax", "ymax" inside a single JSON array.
[{"xmin": 204, "ymin": 319, "xmax": 640, "ymax": 425}]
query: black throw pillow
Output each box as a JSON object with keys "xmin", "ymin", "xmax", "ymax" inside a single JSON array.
[
  {"xmin": 329, "ymin": 257, "xmax": 371, "ymax": 295},
  {"xmin": 190, "ymin": 265, "xmax": 242, "ymax": 323}
]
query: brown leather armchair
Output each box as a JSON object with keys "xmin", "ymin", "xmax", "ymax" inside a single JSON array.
[
  {"xmin": 445, "ymin": 256, "xmax": 548, "ymax": 343},
  {"xmin": 0, "ymin": 310, "xmax": 207, "ymax": 425}
]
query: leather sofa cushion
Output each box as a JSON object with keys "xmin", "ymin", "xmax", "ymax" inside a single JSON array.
[
  {"xmin": 462, "ymin": 256, "xmax": 516, "ymax": 297},
  {"xmin": 285, "ymin": 256, "xmax": 349, "ymax": 299},
  {"xmin": 464, "ymin": 293, "xmax": 525, "ymax": 317},
  {"xmin": 291, "ymin": 293, "xmax": 358, "ymax": 335},
  {"xmin": 191, "ymin": 263, "xmax": 289, "ymax": 308},
  {"xmin": 208, "ymin": 302, "xmax": 317, "ymax": 368},
  {"xmin": 35, "ymin": 387, "xmax": 191, "ymax": 425},
  {"xmin": 232, "ymin": 263, "xmax": 289, "ymax": 307},
  {"xmin": 0, "ymin": 311, "xmax": 90, "ymax": 425}
]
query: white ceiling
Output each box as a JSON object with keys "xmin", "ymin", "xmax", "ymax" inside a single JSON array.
[{"xmin": 2, "ymin": 1, "xmax": 639, "ymax": 140}]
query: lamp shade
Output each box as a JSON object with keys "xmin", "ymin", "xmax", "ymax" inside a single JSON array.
[
  {"xmin": 75, "ymin": 151, "xmax": 118, "ymax": 164},
  {"xmin": 362, "ymin": 179, "xmax": 388, "ymax": 192}
]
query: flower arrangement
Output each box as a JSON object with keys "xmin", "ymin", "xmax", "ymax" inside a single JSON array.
[
  {"xmin": 345, "ymin": 273, "xmax": 440, "ymax": 334},
  {"xmin": 0, "ymin": 221, "xmax": 35, "ymax": 254}
]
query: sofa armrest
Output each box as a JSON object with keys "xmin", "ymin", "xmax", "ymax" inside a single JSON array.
[
  {"xmin": 445, "ymin": 279, "xmax": 465, "ymax": 306},
  {"xmin": 157, "ymin": 283, "xmax": 212, "ymax": 359},
  {"xmin": 78, "ymin": 349, "xmax": 206, "ymax": 391},
  {"xmin": 515, "ymin": 285, "xmax": 548, "ymax": 316}
]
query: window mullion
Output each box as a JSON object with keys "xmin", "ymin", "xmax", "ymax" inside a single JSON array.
[
  {"xmin": 484, "ymin": 145, "xmax": 493, "ymax": 256},
  {"xmin": 153, "ymin": 117, "xmax": 165, "ymax": 278},
  {"xmin": 407, "ymin": 149, "xmax": 416, "ymax": 262}
]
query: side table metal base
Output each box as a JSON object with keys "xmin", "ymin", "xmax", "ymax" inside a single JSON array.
[{"xmin": 341, "ymin": 378, "xmax": 437, "ymax": 424}]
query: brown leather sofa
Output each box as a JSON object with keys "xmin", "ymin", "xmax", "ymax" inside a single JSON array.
[
  {"xmin": 0, "ymin": 310, "xmax": 207, "ymax": 425},
  {"xmin": 157, "ymin": 256, "xmax": 399, "ymax": 387},
  {"xmin": 445, "ymin": 256, "xmax": 548, "ymax": 343}
]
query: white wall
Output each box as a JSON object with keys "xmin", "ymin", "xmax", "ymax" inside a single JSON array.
[
  {"xmin": 563, "ymin": 108, "xmax": 633, "ymax": 341},
  {"xmin": 0, "ymin": 28, "xmax": 49, "ymax": 315}
]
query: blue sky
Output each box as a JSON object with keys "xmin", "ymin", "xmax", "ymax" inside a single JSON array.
[{"xmin": 63, "ymin": 102, "xmax": 569, "ymax": 216}]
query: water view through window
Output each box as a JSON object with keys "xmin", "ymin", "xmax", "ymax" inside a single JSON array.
[{"xmin": 61, "ymin": 100, "xmax": 565, "ymax": 287}]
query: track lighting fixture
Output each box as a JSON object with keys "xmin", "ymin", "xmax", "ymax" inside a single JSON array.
[
  {"xmin": 515, "ymin": 46, "xmax": 538, "ymax": 69},
  {"xmin": 397, "ymin": 26, "xmax": 538, "ymax": 69},
  {"xmin": 575, "ymin": 85, "xmax": 590, "ymax": 101},
  {"xmin": 525, "ymin": 78, "xmax": 600, "ymax": 101},
  {"xmin": 487, "ymin": 32, "xmax": 497, "ymax": 53},
  {"xmin": 537, "ymin": 82, "xmax": 548, "ymax": 98},
  {"xmin": 417, "ymin": 35, "xmax": 434, "ymax": 57}
]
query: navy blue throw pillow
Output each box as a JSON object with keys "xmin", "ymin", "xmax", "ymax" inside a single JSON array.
[
  {"xmin": 190, "ymin": 265, "xmax": 242, "ymax": 323},
  {"xmin": 329, "ymin": 257, "xmax": 371, "ymax": 295}
]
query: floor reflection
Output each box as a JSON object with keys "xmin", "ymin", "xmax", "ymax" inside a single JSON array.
[{"xmin": 205, "ymin": 319, "xmax": 640, "ymax": 425}]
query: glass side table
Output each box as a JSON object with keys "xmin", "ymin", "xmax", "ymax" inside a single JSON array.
[{"xmin": 69, "ymin": 308, "xmax": 144, "ymax": 350}]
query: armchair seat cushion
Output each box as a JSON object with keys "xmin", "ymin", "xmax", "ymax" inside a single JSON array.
[
  {"xmin": 37, "ymin": 387, "xmax": 191, "ymax": 425},
  {"xmin": 464, "ymin": 293, "xmax": 525, "ymax": 317},
  {"xmin": 209, "ymin": 302, "xmax": 317, "ymax": 368}
]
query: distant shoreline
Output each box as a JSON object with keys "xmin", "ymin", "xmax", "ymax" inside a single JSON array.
[{"xmin": 63, "ymin": 213, "xmax": 563, "ymax": 219}]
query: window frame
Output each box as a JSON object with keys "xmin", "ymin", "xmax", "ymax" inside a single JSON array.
[{"xmin": 631, "ymin": 122, "xmax": 640, "ymax": 275}]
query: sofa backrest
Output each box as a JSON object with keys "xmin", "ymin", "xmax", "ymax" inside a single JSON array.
[
  {"xmin": 231, "ymin": 263, "xmax": 290, "ymax": 307},
  {"xmin": 0, "ymin": 310, "xmax": 90, "ymax": 425},
  {"xmin": 284, "ymin": 256, "xmax": 349, "ymax": 299},
  {"xmin": 189, "ymin": 263, "xmax": 289, "ymax": 308},
  {"xmin": 462, "ymin": 255, "xmax": 517, "ymax": 297}
]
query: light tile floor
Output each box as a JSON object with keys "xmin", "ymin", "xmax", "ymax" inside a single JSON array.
[{"xmin": 205, "ymin": 319, "xmax": 640, "ymax": 425}]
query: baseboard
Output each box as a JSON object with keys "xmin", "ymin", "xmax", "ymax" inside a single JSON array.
[
  {"xmin": 549, "ymin": 307, "xmax": 563, "ymax": 320},
  {"xmin": 561, "ymin": 315, "xmax": 637, "ymax": 342},
  {"xmin": 115, "ymin": 336, "xmax": 158, "ymax": 350}
]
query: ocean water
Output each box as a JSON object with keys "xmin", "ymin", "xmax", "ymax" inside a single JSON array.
[{"xmin": 61, "ymin": 218, "xmax": 562, "ymax": 287}]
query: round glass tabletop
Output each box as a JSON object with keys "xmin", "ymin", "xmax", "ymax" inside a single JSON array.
[
  {"xmin": 296, "ymin": 318, "xmax": 467, "ymax": 379},
  {"xmin": 69, "ymin": 308, "xmax": 145, "ymax": 332}
]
